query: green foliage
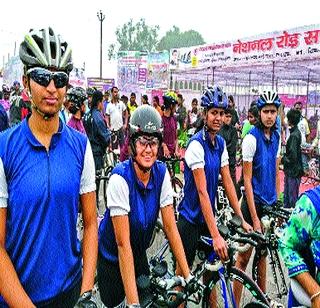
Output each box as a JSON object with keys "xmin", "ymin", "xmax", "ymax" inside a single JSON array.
[
  {"xmin": 107, "ymin": 18, "xmax": 159, "ymax": 59},
  {"xmin": 157, "ymin": 26, "xmax": 205, "ymax": 51},
  {"xmin": 107, "ymin": 21, "xmax": 205, "ymax": 59}
]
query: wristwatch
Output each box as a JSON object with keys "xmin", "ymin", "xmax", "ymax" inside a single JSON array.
[{"xmin": 80, "ymin": 290, "xmax": 92, "ymax": 299}]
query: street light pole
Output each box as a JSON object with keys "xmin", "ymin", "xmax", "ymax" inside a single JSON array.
[{"xmin": 97, "ymin": 10, "xmax": 105, "ymax": 79}]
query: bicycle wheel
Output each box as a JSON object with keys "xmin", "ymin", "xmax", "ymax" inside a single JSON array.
[
  {"xmin": 202, "ymin": 267, "xmax": 269, "ymax": 308},
  {"xmin": 252, "ymin": 247, "xmax": 288, "ymax": 305},
  {"xmin": 102, "ymin": 166, "xmax": 113, "ymax": 207}
]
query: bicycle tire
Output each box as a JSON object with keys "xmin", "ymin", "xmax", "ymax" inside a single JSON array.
[
  {"xmin": 102, "ymin": 166, "xmax": 113, "ymax": 206},
  {"xmin": 201, "ymin": 267, "xmax": 269, "ymax": 308},
  {"xmin": 252, "ymin": 245, "xmax": 288, "ymax": 302}
]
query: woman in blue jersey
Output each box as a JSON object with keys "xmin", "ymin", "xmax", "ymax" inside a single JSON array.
[
  {"xmin": 233, "ymin": 90, "xmax": 282, "ymax": 305},
  {"xmin": 0, "ymin": 28, "xmax": 97, "ymax": 307},
  {"xmin": 98, "ymin": 104, "xmax": 192, "ymax": 307},
  {"xmin": 176, "ymin": 87, "xmax": 251, "ymax": 304}
]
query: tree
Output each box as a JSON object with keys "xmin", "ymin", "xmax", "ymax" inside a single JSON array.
[
  {"xmin": 107, "ymin": 18, "xmax": 159, "ymax": 59},
  {"xmin": 157, "ymin": 26, "xmax": 205, "ymax": 51}
]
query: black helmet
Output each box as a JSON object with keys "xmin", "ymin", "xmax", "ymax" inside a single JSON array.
[
  {"xmin": 162, "ymin": 91, "xmax": 178, "ymax": 109},
  {"xmin": 19, "ymin": 27, "xmax": 73, "ymax": 72},
  {"xmin": 129, "ymin": 105, "xmax": 163, "ymax": 155},
  {"xmin": 67, "ymin": 87, "xmax": 87, "ymax": 114},
  {"xmin": 86, "ymin": 87, "xmax": 95, "ymax": 97}
]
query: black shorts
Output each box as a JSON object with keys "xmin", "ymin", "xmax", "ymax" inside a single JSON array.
[
  {"xmin": 241, "ymin": 197, "xmax": 265, "ymax": 226},
  {"xmin": 37, "ymin": 278, "xmax": 81, "ymax": 308},
  {"xmin": 97, "ymin": 252, "xmax": 149, "ymax": 307},
  {"xmin": 177, "ymin": 215, "xmax": 211, "ymax": 267}
]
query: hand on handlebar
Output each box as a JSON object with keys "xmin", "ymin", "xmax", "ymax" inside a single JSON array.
[
  {"xmin": 213, "ymin": 234, "xmax": 229, "ymax": 261},
  {"xmin": 75, "ymin": 290, "xmax": 97, "ymax": 308},
  {"xmin": 253, "ymin": 219, "xmax": 263, "ymax": 234},
  {"xmin": 241, "ymin": 220, "xmax": 253, "ymax": 233}
]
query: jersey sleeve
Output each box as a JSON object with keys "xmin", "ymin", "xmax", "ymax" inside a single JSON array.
[
  {"xmin": 278, "ymin": 195, "xmax": 316, "ymax": 278},
  {"xmin": 80, "ymin": 140, "xmax": 96, "ymax": 194},
  {"xmin": 220, "ymin": 140, "xmax": 229, "ymax": 167},
  {"xmin": 106, "ymin": 174, "xmax": 130, "ymax": 216},
  {"xmin": 0, "ymin": 158, "xmax": 8, "ymax": 208},
  {"xmin": 185, "ymin": 140, "xmax": 205, "ymax": 170},
  {"xmin": 160, "ymin": 169, "xmax": 174, "ymax": 208},
  {"xmin": 242, "ymin": 134, "xmax": 257, "ymax": 162}
]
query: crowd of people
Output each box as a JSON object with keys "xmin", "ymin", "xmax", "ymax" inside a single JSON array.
[{"xmin": 1, "ymin": 26, "xmax": 320, "ymax": 308}]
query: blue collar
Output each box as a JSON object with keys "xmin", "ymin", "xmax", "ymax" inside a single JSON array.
[
  {"xmin": 129, "ymin": 158, "xmax": 155, "ymax": 190},
  {"xmin": 22, "ymin": 114, "xmax": 65, "ymax": 150}
]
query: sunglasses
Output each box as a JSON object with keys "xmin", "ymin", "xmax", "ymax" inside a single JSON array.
[
  {"xmin": 135, "ymin": 135, "xmax": 159, "ymax": 149},
  {"xmin": 27, "ymin": 67, "xmax": 69, "ymax": 89}
]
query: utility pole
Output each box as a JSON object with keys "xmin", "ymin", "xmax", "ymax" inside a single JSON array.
[{"xmin": 97, "ymin": 10, "xmax": 105, "ymax": 79}]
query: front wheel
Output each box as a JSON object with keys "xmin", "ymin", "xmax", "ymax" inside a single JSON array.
[{"xmin": 202, "ymin": 267, "xmax": 269, "ymax": 308}]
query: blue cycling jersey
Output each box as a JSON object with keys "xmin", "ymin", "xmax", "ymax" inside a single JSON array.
[
  {"xmin": 0, "ymin": 117, "xmax": 91, "ymax": 305},
  {"xmin": 178, "ymin": 129, "xmax": 224, "ymax": 225},
  {"xmin": 98, "ymin": 158, "xmax": 166, "ymax": 262},
  {"xmin": 249, "ymin": 126, "xmax": 280, "ymax": 206}
]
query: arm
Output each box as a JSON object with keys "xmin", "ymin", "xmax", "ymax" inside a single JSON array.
[
  {"xmin": 105, "ymin": 114, "xmax": 110, "ymax": 128},
  {"xmin": 192, "ymin": 167, "xmax": 228, "ymax": 260},
  {"xmin": 112, "ymin": 215, "xmax": 139, "ymax": 304},
  {"xmin": 161, "ymin": 205, "xmax": 190, "ymax": 278},
  {"xmin": 220, "ymin": 166, "xmax": 252, "ymax": 231},
  {"xmin": 276, "ymin": 157, "xmax": 281, "ymax": 199},
  {"xmin": 79, "ymin": 192, "xmax": 98, "ymax": 294},
  {"xmin": 243, "ymin": 161, "xmax": 261, "ymax": 231},
  {"xmin": 96, "ymin": 115, "xmax": 111, "ymax": 149},
  {"xmin": 279, "ymin": 195, "xmax": 320, "ymax": 304},
  {"xmin": 123, "ymin": 109, "xmax": 129, "ymax": 130},
  {"xmin": 0, "ymin": 209, "xmax": 35, "ymax": 307}
]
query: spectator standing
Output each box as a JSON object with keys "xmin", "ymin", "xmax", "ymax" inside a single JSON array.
[
  {"xmin": 282, "ymin": 109, "xmax": 304, "ymax": 208},
  {"xmin": 105, "ymin": 86, "xmax": 128, "ymax": 149}
]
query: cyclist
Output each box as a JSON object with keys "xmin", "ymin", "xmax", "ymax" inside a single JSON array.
[
  {"xmin": 98, "ymin": 105, "xmax": 192, "ymax": 307},
  {"xmin": 279, "ymin": 186, "xmax": 320, "ymax": 308},
  {"xmin": 0, "ymin": 27, "xmax": 97, "ymax": 307},
  {"xmin": 161, "ymin": 91, "xmax": 179, "ymax": 158},
  {"xmin": 234, "ymin": 90, "xmax": 281, "ymax": 305},
  {"xmin": 176, "ymin": 87, "xmax": 251, "ymax": 304},
  {"xmin": 66, "ymin": 87, "xmax": 87, "ymax": 135}
]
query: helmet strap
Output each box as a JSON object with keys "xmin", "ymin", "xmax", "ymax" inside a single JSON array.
[{"xmin": 31, "ymin": 102, "xmax": 56, "ymax": 120}]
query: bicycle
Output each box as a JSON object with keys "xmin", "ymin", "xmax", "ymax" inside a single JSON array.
[
  {"xmin": 251, "ymin": 202, "xmax": 292, "ymax": 304},
  {"xmin": 148, "ymin": 215, "xmax": 270, "ymax": 307},
  {"xmin": 148, "ymin": 157, "xmax": 184, "ymax": 249},
  {"xmin": 137, "ymin": 259, "xmax": 197, "ymax": 308}
]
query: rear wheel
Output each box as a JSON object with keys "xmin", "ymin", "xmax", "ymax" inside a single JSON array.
[{"xmin": 202, "ymin": 267, "xmax": 269, "ymax": 308}]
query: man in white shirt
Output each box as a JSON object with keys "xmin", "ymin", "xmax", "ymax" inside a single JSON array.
[{"xmin": 105, "ymin": 86, "xmax": 128, "ymax": 149}]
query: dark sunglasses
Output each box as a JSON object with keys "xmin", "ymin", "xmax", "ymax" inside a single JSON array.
[
  {"xmin": 27, "ymin": 67, "xmax": 69, "ymax": 89},
  {"xmin": 135, "ymin": 135, "xmax": 159, "ymax": 149}
]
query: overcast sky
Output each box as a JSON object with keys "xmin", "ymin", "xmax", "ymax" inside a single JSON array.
[{"xmin": 1, "ymin": 0, "xmax": 319, "ymax": 76}]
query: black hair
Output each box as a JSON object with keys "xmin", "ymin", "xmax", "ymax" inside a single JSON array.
[
  {"xmin": 224, "ymin": 108, "xmax": 232, "ymax": 115},
  {"xmin": 228, "ymin": 95, "xmax": 234, "ymax": 104},
  {"xmin": 177, "ymin": 94, "xmax": 183, "ymax": 100},
  {"xmin": 91, "ymin": 90, "xmax": 103, "ymax": 109},
  {"xmin": 110, "ymin": 86, "xmax": 118, "ymax": 93},
  {"xmin": 287, "ymin": 108, "xmax": 301, "ymax": 127},
  {"xmin": 153, "ymin": 95, "xmax": 159, "ymax": 103},
  {"xmin": 192, "ymin": 98, "xmax": 198, "ymax": 104},
  {"xmin": 130, "ymin": 92, "xmax": 136, "ymax": 97},
  {"xmin": 248, "ymin": 105, "xmax": 259, "ymax": 119}
]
